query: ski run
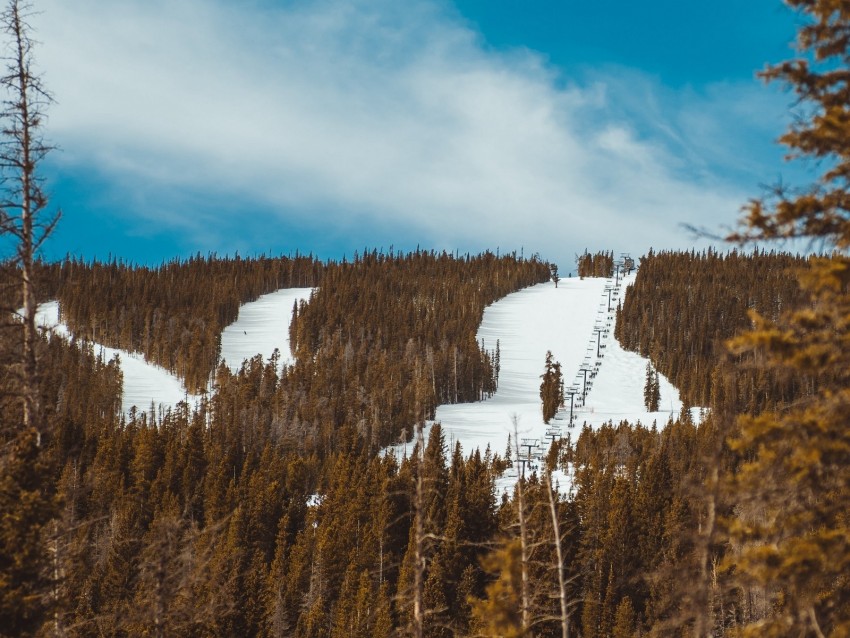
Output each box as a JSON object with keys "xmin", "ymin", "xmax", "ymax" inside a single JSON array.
[{"xmin": 35, "ymin": 274, "xmax": 699, "ymax": 493}]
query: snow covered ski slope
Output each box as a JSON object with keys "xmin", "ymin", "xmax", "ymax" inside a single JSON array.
[
  {"xmin": 219, "ymin": 288, "xmax": 313, "ymax": 373},
  {"xmin": 391, "ymin": 273, "xmax": 694, "ymax": 492},
  {"xmin": 36, "ymin": 271, "xmax": 694, "ymax": 476},
  {"xmin": 429, "ymin": 276, "xmax": 607, "ymax": 459},
  {"xmin": 36, "ymin": 301, "xmax": 202, "ymax": 418},
  {"xmin": 35, "ymin": 288, "xmax": 313, "ymax": 419}
]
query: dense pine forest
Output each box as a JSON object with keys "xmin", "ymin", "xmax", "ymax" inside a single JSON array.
[
  {"xmin": 39, "ymin": 255, "xmax": 324, "ymax": 392},
  {"xmin": 4, "ymin": 245, "xmax": 847, "ymax": 637},
  {"xmin": 576, "ymin": 251, "xmax": 615, "ymax": 279},
  {"xmin": 2, "ymin": 250, "xmax": 564, "ymax": 636},
  {"xmin": 3, "ymin": 0, "xmax": 850, "ymax": 635},
  {"xmin": 615, "ymin": 249, "xmax": 811, "ymax": 412}
]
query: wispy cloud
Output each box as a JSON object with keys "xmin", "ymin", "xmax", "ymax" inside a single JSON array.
[{"xmin": 33, "ymin": 0, "xmax": 786, "ymax": 263}]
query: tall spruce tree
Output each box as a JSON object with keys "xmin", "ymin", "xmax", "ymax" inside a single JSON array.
[
  {"xmin": 643, "ymin": 363, "xmax": 660, "ymax": 412},
  {"xmin": 651, "ymin": 369, "xmax": 660, "ymax": 412},
  {"xmin": 727, "ymin": 1, "xmax": 850, "ymax": 635},
  {"xmin": 540, "ymin": 351, "xmax": 563, "ymax": 424}
]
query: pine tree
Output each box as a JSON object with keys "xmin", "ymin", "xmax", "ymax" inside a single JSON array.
[
  {"xmin": 540, "ymin": 351, "xmax": 563, "ymax": 423},
  {"xmin": 0, "ymin": 428, "xmax": 55, "ymax": 636},
  {"xmin": 643, "ymin": 363, "xmax": 660, "ymax": 412},
  {"xmin": 470, "ymin": 539, "xmax": 525, "ymax": 638},
  {"xmin": 0, "ymin": 4, "xmax": 57, "ymax": 632},
  {"xmin": 651, "ymin": 369, "xmax": 661, "ymax": 412},
  {"xmin": 612, "ymin": 596, "xmax": 635, "ymax": 638},
  {"xmin": 726, "ymin": 2, "xmax": 850, "ymax": 634}
]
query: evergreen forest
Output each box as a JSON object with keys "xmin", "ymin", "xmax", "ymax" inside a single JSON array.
[
  {"xmin": 4, "ymin": 245, "xmax": 849, "ymax": 637},
  {"xmin": 3, "ymin": 0, "xmax": 850, "ymax": 636}
]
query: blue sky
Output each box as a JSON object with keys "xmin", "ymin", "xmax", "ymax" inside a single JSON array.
[
  {"xmin": 450, "ymin": 1, "xmax": 798, "ymax": 87},
  {"xmin": 29, "ymin": 0, "xmax": 805, "ymax": 267}
]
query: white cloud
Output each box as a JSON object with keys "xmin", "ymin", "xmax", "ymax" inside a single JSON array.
[{"xmin": 32, "ymin": 0, "xmax": 782, "ymax": 263}]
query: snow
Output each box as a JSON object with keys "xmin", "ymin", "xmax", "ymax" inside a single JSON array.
[
  {"xmin": 565, "ymin": 273, "xmax": 689, "ymax": 429},
  {"xmin": 35, "ymin": 301, "xmax": 202, "ymax": 419},
  {"xmin": 386, "ymin": 273, "xmax": 702, "ymax": 495},
  {"xmin": 33, "ymin": 269, "xmax": 700, "ymax": 497},
  {"xmin": 219, "ymin": 288, "xmax": 313, "ymax": 373},
  {"xmin": 34, "ymin": 287, "xmax": 313, "ymax": 420}
]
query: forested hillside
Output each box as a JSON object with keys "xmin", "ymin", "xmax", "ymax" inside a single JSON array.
[
  {"xmin": 286, "ymin": 249, "xmax": 550, "ymax": 449},
  {"xmin": 3, "ymin": 250, "xmax": 561, "ymax": 636},
  {"xmin": 616, "ymin": 249, "xmax": 810, "ymax": 411},
  {"xmin": 0, "ymin": 327, "xmax": 124, "ymax": 636},
  {"xmin": 0, "ymin": 314, "xmax": 720, "ymax": 638},
  {"xmin": 4, "ymin": 0, "xmax": 850, "ymax": 632},
  {"xmin": 41, "ymin": 254, "xmax": 323, "ymax": 392},
  {"xmin": 5, "ymin": 246, "xmax": 849, "ymax": 637}
]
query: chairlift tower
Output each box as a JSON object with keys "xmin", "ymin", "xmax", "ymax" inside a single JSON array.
[
  {"xmin": 594, "ymin": 325, "xmax": 605, "ymax": 358},
  {"xmin": 517, "ymin": 457, "xmax": 530, "ymax": 478},
  {"xmin": 604, "ymin": 284, "xmax": 614, "ymax": 312},
  {"xmin": 565, "ymin": 386, "xmax": 580, "ymax": 425},
  {"xmin": 513, "ymin": 438, "xmax": 537, "ymax": 478},
  {"xmin": 520, "ymin": 438, "xmax": 539, "ymax": 460},
  {"xmin": 579, "ymin": 364, "xmax": 593, "ymax": 402}
]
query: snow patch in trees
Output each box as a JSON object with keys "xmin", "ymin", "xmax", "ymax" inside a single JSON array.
[
  {"xmin": 219, "ymin": 287, "xmax": 313, "ymax": 373},
  {"xmin": 34, "ymin": 287, "xmax": 315, "ymax": 420},
  {"xmin": 35, "ymin": 301, "xmax": 202, "ymax": 418}
]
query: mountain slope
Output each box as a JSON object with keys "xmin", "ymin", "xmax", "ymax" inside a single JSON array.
[
  {"xmin": 36, "ymin": 301, "xmax": 201, "ymax": 418},
  {"xmin": 219, "ymin": 287, "xmax": 313, "ymax": 373},
  {"xmin": 391, "ymin": 273, "xmax": 693, "ymax": 492}
]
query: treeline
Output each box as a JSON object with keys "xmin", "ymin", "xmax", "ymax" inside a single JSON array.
[
  {"xmin": 576, "ymin": 249, "xmax": 614, "ymax": 278},
  {"xmin": 5, "ymin": 248, "xmax": 845, "ymax": 636},
  {"xmin": 0, "ymin": 326, "xmax": 124, "ymax": 636},
  {"xmin": 0, "ymin": 249, "xmax": 559, "ymax": 636},
  {"xmin": 604, "ymin": 249, "xmax": 850, "ymax": 634},
  {"xmin": 283, "ymin": 249, "xmax": 547, "ymax": 449},
  {"xmin": 27, "ymin": 249, "xmax": 547, "ymax": 458},
  {"xmin": 615, "ymin": 248, "xmax": 810, "ymax": 411},
  {"xmin": 0, "ymin": 333, "xmax": 750, "ymax": 638},
  {"xmin": 570, "ymin": 418, "xmax": 722, "ymax": 637},
  {"xmin": 559, "ymin": 416, "xmax": 776, "ymax": 637},
  {"xmin": 40, "ymin": 254, "xmax": 323, "ymax": 391},
  {"xmin": 0, "ymin": 318, "xmax": 724, "ymax": 637},
  {"xmin": 566, "ymin": 250, "xmax": 842, "ymax": 636}
]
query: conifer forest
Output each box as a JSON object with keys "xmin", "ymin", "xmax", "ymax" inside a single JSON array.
[{"xmin": 3, "ymin": 0, "xmax": 850, "ymax": 637}]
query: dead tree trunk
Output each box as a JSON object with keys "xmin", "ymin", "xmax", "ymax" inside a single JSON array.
[
  {"xmin": 412, "ymin": 422, "xmax": 425, "ymax": 638},
  {"xmin": 512, "ymin": 419, "xmax": 531, "ymax": 635},
  {"xmin": 544, "ymin": 469, "xmax": 570, "ymax": 638},
  {"xmin": 0, "ymin": 0, "xmax": 58, "ymax": 438}
]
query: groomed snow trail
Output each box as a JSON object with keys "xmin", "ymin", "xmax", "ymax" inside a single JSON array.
[
  {"xmin": 35, "ymin": 288, "xmax": 313, "ymax": 419},
  {"xmin": 570, "ymin": 272, "xmax": 690, "ymax": 429},
  {"xmin": 424, "ymin": 277, "xmax": 604, "ymax": 457},
  {"xmin": 219, "ymin": 288, "xmax": 313, "ymax": 373},
  {"xmin": 36, "ymin": 301, "xmax": 201, "ymax": 419},
  {"xmin": 390, "ymin": 273, "xmax": 693, "ymax": 495}
]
